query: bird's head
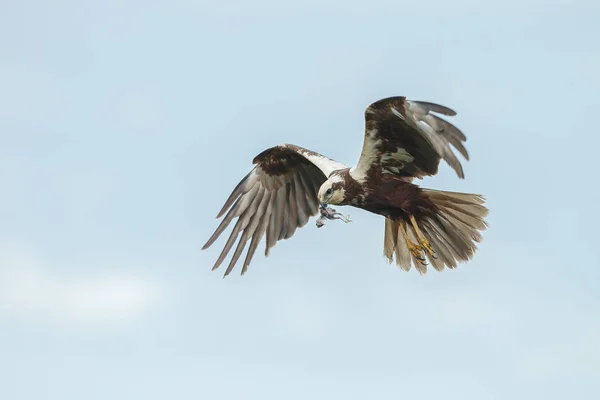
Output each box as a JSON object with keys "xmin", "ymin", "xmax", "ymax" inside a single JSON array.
[{"xmin": 317, "ymin": 174, "xmax": 346, "ymax": 207}]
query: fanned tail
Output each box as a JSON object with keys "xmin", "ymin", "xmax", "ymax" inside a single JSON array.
[{"xmin": 383, "ymin": 189, "xmax": 489, "ymax": 273}]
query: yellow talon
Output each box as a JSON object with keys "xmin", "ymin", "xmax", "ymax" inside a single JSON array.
[
  {"xmin": 408, "ymin": 242, "xmax": 427, "ymax": 264},
  {"xmin": 418, "ymin": 238, "xmax": 436, "ymax": 258},
  {"xmin": 399, "ymin": 221, "xmax": 427, "ymax": 265},
  {"xmin": 409, "ymin": 215, "xmax": 437, "ymax": 259}
]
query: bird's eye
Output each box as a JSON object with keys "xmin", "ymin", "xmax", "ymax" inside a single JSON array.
[{"xmin": 326, "ymin": 188, "xmax": 332, "ymax": 195}]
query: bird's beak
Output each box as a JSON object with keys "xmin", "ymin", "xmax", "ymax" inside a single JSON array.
[{"xmin": 319, "ymin": 202, "xmax": 328, "ymax": 209}]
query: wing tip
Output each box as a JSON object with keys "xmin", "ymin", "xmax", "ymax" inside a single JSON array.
[
  {"xmin": 453, "ymin": 161, "xmax": 465, "ymax": 179},
  {"xmin": 408, "ymin": 100, "xmax": 457, "ymax": 117}
]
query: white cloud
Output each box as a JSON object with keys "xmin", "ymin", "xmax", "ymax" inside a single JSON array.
[{"xmin": 0, "ymin": 242, "xmax": 164, "ymax": 327}]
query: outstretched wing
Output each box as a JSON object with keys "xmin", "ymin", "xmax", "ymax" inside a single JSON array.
[
  {"xmin": 203, "ymin": 144, "xmax": 348, "ymax": 277},
  {"xmin": 351, "ymin": 96, "xmax": 469, "ymax": 181}
]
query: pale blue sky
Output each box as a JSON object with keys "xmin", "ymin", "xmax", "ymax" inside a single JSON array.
[{"xmin": 1, "ymin": 1, "xmax": 599, "ymax": 399}]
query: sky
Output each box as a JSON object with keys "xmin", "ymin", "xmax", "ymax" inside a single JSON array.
[{"xmin": 1, "ymin": 0, "xmax": 599, "ymax": 399}]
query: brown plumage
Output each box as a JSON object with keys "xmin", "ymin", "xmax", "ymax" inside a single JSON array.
[{"xmin": 203, "ymin": 96, "xmax": 488, "ymax": 276}]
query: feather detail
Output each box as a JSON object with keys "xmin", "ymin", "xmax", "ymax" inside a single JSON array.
[
  {"xmin": 382, "ymin": 189, "xmax": 488, "ymax": 273},
  {"xmin": 353, "ymin": 96, "xmax": 469, "ymax": 181},
  {"xmin": 203, "ymin": 144, "xmax": 348, "ymax": 276}
]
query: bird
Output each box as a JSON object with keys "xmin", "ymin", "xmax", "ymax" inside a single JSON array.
[{"xmin": 202, "ymin": 96, "xmax": 489, "ymax": 277}]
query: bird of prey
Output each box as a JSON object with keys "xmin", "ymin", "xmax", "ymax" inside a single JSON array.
[{"xmin": 203, "ymin": 96, "xmax": 488, "ymax": 277}]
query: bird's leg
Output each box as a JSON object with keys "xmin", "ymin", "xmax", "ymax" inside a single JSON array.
[
  {"xmin": 409, "ymin": 215, "xmax": 437, "ymax": 259},
  {"xmin": 399, "ymin": 221, "xmax": 427, "ymax": 265},
  {"xmin": 330, "ymin": 212, "xmax": 352, "ymax": 223},
  {"xmin": 319, "ymin": 205, "xmax": 352, "ymax": 223}
]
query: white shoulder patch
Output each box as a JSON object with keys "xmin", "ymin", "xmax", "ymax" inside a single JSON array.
[
  {"xmin": 295, "ymin": 149, "xmax": 347, "ymax": 177},
  {"xmin": 350, "ymin": 129, "xmax": 381, "ymax": 183},
  {"xmin": 349, "ymin": 166, "xmax": 365, "ymax": 183}
]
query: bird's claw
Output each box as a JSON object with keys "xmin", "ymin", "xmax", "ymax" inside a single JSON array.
[
  {"xmin": 419, "ymin": 239, "xmax": 437, "ymax": 259},
  {"xmin": 408, "ymin": 243, "xmax": 428, "ymax": 265}
]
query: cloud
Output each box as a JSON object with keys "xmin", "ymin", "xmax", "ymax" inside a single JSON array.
[{"xmin": 0, "ymin": 242, "xmax": 164, "ymax": 327}]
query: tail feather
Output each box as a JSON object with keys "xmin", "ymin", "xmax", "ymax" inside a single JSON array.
[
  {"xmin": 420, "ymin": 220, "xmax": 457, "ymax": 269},
  {"xmin": 384, "ymin": 217, "xmax": 397, "ymax": 261},
  {"xmin": 383, "ymin": 189, "xmax": 489, "ymax": 273},
  {"xmin": 406, "ymin": 223, "xmax": 428, "ymax": 274}
]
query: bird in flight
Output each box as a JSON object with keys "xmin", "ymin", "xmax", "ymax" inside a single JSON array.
[{"xmin": 203, "ymin": 96, "xmax": 488, "ymax": 277}]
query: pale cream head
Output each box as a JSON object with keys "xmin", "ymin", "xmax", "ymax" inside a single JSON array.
[{"xmin": 317, "ymin": 175, "xmax": 346, "ymax": 205}]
